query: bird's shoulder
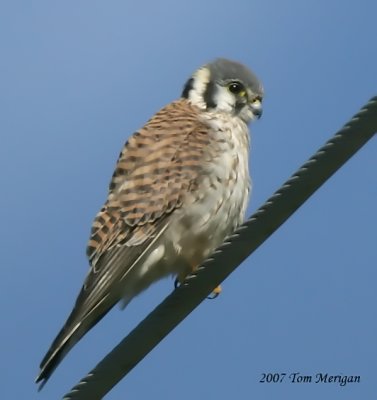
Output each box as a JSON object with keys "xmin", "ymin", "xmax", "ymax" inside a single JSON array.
[
  {"xmin": 86, "ymin": 99, "xmax": 213, "ymax": 265},
  {"xmin": 109, "ymin": 99, "xmax": 211, "ymax": 194}
]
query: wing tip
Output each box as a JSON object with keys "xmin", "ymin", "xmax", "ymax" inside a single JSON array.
[
  {"xmin": 35, "ymin": 373, "xmax": 48, "ymax": 391},
  {"xmin": 35, "ymin": 348, "xmax": 63, "ymax": 391},
  {"xmin": 35, "ymin": 321, "xmax": 81, "ymax": 390}
]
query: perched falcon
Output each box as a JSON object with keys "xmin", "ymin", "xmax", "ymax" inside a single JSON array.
[{"xmin": 36, "ymin": 58, "xmax": 263, "ymax": 387}]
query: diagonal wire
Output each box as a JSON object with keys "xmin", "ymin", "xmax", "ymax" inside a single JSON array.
[{"xmin": 62, "ymin": 96, "xmax": 377, "ymax": 400}]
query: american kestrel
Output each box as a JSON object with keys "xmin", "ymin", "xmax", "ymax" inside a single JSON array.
[{"xmin": 36, "ymin": 58, "xmax": 263, "ymax": 387}]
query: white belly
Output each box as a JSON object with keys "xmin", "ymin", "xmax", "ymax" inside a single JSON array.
[{"xmin": 167, "ymin": 114, "xmax": 251, "ymax": 273}]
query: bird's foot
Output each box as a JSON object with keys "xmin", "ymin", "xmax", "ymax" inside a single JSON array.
[
  {"xmin": 207, "ymin": 285, "xmax": 222, "ymax": 299},
  {"xmin": 174, "ymin": 277, "xmax": 180, "ymax": 289},
  {"xmin": 174, "ymin": 278, "xmax": 221, "ymax": 300}
]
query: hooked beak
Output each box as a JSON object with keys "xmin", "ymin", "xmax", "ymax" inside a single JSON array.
[{"xmin": 250, "ymin": 98, "xmax": 263, "ymax": 119}]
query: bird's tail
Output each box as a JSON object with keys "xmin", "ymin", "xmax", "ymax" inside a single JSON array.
[
  {"xmin": 36, "ymin": 310, "xmax": 83, "ymax": 390},
  {"xmin": 35, "ymin": 304, "xmax": 108, "ymax": 390}
]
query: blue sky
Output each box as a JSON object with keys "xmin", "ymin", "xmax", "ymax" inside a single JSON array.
[{"xmin": 1, "ymin": 1, "xmax": 376, "ymax": 399}]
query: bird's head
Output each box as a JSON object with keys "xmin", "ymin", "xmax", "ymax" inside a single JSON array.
[{"xmin": 182, "ymin": 58, "xmax": 263, "ymax": 124}]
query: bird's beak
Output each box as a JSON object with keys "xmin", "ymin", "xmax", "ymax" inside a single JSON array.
[{"xmin": 249, "ymin": 99, "xmax": 263, "ymax": 119}]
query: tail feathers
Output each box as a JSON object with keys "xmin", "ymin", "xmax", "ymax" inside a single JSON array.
[
  {"xmin": 36, "ymin": 303, "xmax": 111, "ymax": 390},
  {"xmin": 36, "ymin": 320, "xmax": 82, "ymax": 390}
]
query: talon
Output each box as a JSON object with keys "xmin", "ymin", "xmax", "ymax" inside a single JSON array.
[
  {"xmin": 207, "ymin": 285, "xmax": 222, "ymax": 299},
  {"xmin": 174, "ymin": 277, "xmax": 180, "ymax": 289}
]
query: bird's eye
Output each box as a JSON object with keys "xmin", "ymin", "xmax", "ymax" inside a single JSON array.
[{"xmin": 228, "ymin": 81, "xmax": 245, "ymax": 95}]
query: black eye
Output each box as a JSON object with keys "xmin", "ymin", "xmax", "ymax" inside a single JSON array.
[{"xmin": 228, "ymin": 81, "xmax": 244, "ymax": 94}]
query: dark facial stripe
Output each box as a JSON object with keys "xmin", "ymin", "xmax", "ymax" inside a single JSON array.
[
  {"xmin": 203, "ymin": 80, "xmax": 217, "ymax": 109},
  {"xmin": 181, "ymin": 78, "xmax": 194, "ymax": 98}
]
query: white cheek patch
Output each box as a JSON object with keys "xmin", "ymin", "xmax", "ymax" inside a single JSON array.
[{"xmin": 213, "ymin": 87, "xmax": 235, "ymax": 113}]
